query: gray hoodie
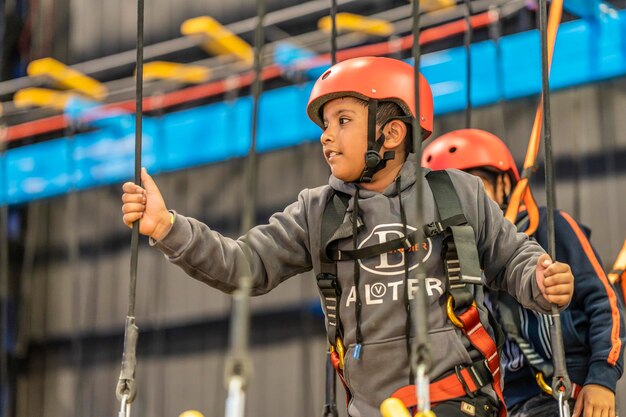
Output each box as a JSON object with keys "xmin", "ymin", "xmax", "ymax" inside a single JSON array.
[{"xmin": 152, "ymin": 155, "xmax": 551, "ymax": 417}]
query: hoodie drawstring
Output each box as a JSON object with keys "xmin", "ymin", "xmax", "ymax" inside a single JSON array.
[
  {"xmin": 352, "ymin": 188, "xmax": 364, "ymax": 359},
  {"xmin": 396, "ymin": 177, "xmax": 415, "ymax": 385},
  {"xmin": 349, "ymin": 180, "xmax": 415, "ymax": 369}
]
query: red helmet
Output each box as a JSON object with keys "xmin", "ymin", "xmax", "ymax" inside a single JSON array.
[
  {"xmin": 307, "ymin": 56, "xmax": 434, "ymax": 140},
  {"xmin": 422, "ymin": 129, "xmax": 520, "ymax": 181}
]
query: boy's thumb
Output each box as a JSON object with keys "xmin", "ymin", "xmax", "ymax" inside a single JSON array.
[
  {"xmin": 141, "ymin": 167, "xmax": 155, "ymax": 189},
  {"xmin": 538, "ymin": 253, "xmax": 552, "ymax": 268}
]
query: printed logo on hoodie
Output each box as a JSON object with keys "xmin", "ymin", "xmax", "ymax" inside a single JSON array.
[
  {"xmin": 358, "ymin": 223, "xmax": 433, "ymax": 276},
  {"xmin": 344, "ymin": 223, "xmax": 444, "ymax": 307}
]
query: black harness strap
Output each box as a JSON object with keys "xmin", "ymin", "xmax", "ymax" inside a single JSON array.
[
  {"xmin": 327, "ymin": 215, "xmax": 467, "ymax": 262},
  {"xmin": 497, "ymin": 212, "xmax": 555, "ymax": 378},
  {"xmin": 496, "ymin": 291, "xmax": 554, "ymax": 377},
  {"xmin": 426, "ymin": 170, "xmax": 483, "ymax": 313},
  {"xmin": 318, "ymin": 191, "xmax": 350, "ymax": 345},
  {"xmin": 317, "ymin": 171, "xmax": 490, "ymax": 349}
]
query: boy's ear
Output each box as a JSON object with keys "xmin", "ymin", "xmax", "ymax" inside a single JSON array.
[{"xmin": 382, "ymin": 119, "xmax": 408, "ymax": 149}]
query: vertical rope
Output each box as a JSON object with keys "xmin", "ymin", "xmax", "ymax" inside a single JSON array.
[
  {"xmin": 65, "ymin": 118, "xmax": 84, "ymax": 417},
  {"xmin": 463, "ymin": 0, "xmax": 473, "ymax": 128},
  {"xmin": 488, "ymin": 5, "xmax": 510, "ymax": 144},
  {"xmin": 241, "ymin": 0, "xmax": 265, "ymax": 235},
  {"xmin": 322, "ymin": 3, "xmax": 339, "ymax": 415},
  {"xmin": 411, "ymin": 0, "xmax": 432, "ymax": 412},
  {"xmin": 538, "ymin": 0, "xmax": 572, "ymax": 402},
  {"xmin": 225, "ymin": 2, "xmax": 265, "ymax": 417},
  {"xmin": 115, "ymin": 0, "xmax": 144, "ymax": 412},
  {"xmin": 128, "ymin": 0, "xmax": 144, "ymax": 319},
  {"xmin": 330, "ymin": 0, "xmax": 338, "ymax": 66},
  {"xmin": 0, "ymin": 104, "xmax": 12, "ymax": 417}
]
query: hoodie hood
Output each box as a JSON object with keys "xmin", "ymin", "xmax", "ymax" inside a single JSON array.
[{"xmin": 328, "ymin": 154, "xmax": 428, "ymax": 199}]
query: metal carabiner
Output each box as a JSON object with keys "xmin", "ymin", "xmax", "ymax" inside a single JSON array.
[
  {"xmin": 535, "ymin": 372, "xmax": 553, "ymax": 396},
  {"xmin": 329, "ymin": 337, "xmax": 346, "ymax": 370},
  {"xmin": 446, "ymin": 295, "xmax": 476, "ymax": 329}
]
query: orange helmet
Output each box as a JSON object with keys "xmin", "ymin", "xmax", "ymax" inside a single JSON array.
[
  {"xmin": 422, "ymin": 129, "xmax": 520, "ymax": 182},
  {"xmin": 307, "ymin": 57, "xmax": 434, "ymax": 140}
]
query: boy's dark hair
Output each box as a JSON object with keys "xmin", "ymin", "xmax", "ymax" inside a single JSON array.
[{"xmin": 352, "ymin": 98, "xmax": 413, "ymax": 157}]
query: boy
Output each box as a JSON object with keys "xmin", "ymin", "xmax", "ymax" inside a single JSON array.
[
  {"xmin": 423, "ymin": 128, "xmax": 624, "ymax": 417},
  {"xmin": 122, "ymin": 57, "xmax": 574, "ymax": 417}
]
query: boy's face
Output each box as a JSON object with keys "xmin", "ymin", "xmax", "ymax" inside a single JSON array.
[
  {"xmin": 465, "ymin": 168, "xmax": 511, "ymax": 208},
  {"xmin": 320, "ymin": 97, "xmax": 369, "ymax": 182}
]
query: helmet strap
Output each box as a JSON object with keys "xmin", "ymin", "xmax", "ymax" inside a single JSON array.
[{"xmin": 356, "ymin": 100, "xmax": 396, "ymax": 183}]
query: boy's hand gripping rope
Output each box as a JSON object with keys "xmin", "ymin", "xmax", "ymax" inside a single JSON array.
[
  {"xmin": 537, "ymin": 0, "xmax": 573, "ymax": 413},
  {"xmin": 115, "ymin": 0, "xmax": 144, "ymax": 415}
]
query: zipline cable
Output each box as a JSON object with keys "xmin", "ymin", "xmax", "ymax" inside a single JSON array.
[
  {"xmin": 65, "ymin": 117, "xmax": 85, "ymax": 417},
  {"xmin": 487, "ymin": 4, "xmax": 510, "ymax": 145},
  {"xmin": 115, "ymin": 0, "xmax": 144, "ymax": 415},
  {"xmin": 330, "ymin": 0, "xmax": 338, "ymax": 66},
  {"xmin": 538, "ymin": 0, "xmax": 573, "ymax": 412},
  {"xmin": 224, "ymin": 1, "xmax": 265, "ymax": 417},
  {"xmin": 410, "ymin": 1, "xmax": 433, "ymax": 415}
]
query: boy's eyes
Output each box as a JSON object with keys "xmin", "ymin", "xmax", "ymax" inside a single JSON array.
[{"xmin": 323, "ymin": 117, "xmax": 350, "ymax": 129}]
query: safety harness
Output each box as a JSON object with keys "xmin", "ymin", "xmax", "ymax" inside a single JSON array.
[
  {"xmin": 316, "ymin": 170, "xmax": 506, "ymax": 414},
  {"xmin": 489, "ymin": 213, "xmax": 583, "ymax": 401},
  {"xmin": 494, "ymin": 290, "xmax": 582, "ymax": 400}
]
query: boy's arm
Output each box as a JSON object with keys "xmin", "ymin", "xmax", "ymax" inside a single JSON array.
[
  {"xmin": 551, "ymin": 210, "xmax": 625, "ymax": 391},
  {"xmin": 122, "ymin": 168, "xmax": 314, "ymax": 295},
  {"xmin": 151, "ymin": 190, "xmax": 314, "ymax": 296}
]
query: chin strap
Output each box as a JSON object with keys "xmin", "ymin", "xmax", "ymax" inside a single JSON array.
[{"xmin": 357, "ymin": 101, "xmax": 414, "ymax": 183}]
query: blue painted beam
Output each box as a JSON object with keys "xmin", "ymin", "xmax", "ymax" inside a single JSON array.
[{"xmin": 1, "ymin": 10, "xmax": 625, "ymax": 205}]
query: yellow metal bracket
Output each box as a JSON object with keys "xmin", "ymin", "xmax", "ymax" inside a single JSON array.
[
  {"xmin": 318, "ymin": 13, "xmax": 394, "ymax": 37},
  {"xmin": 143, "ymin": 61, "xmax": 210, "ymax": 84},
  {"xmin": 27, "ymin": 58, "xmax": 107, "ymax": 100},
  {"xmin": 181, "ymin": 16, "xmax": 253, "ymax": 65},
  {"xmin": 13, "ymin": 87, "xmax": 74, "ymax": 110}
]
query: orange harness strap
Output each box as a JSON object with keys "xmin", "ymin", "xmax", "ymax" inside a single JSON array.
[
  {"xmin": 457, "ymin": 306, "xmax": 506, "ymax": 417},
  {"xmin": 330, "ymin": 350, "xmax": 351, "ymax": 407},
  {"xmin": 391, "ymin": 305, "xmax": 505, "ymax": 416},
  {"xmin": 390, "ymin": 367, "xmax": 480, "ymax": 407}
]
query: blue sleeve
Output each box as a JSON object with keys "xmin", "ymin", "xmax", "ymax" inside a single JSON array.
[{"xmin": 548, "ymin": 210, "xmax": 625, "ymax": 391}]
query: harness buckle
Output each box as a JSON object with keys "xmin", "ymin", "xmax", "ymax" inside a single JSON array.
[
  {"xmin": 454, "ymin": 365, "xmax": 476, "ymax": 399},
  {"xmin": 424, "ymin": 221, "xmax": 445, "ymax": 237},
  {"xmin": 317, "ymin": 273, "xmax": 339, "ymax": 293}
]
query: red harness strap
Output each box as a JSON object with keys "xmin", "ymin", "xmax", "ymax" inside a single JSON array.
[
  {"xmin": 458, "ymin": 305, "xmax": 506, "ymax": 417},
  {"xmin": 390, "ymin": 366, "xmax": 480, "ymax": 406},
  {"xmin": 330, "ymin": 350, "xmax": 352, "ymax": 406},
  {"xmin": 391, "ymin": 305, "xmax": 505, "ymax": 416}
]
